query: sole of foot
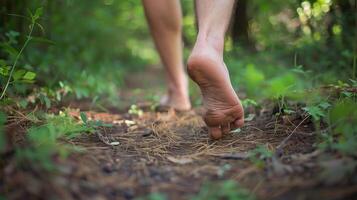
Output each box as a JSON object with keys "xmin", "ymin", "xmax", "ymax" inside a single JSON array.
[{"xmin": 187, "ymin": 42, "xmax": 244, "ymax": 139}]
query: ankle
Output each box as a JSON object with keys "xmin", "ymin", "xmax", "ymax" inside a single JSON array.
[
  {"xmin": 187, "ymin": 38, "xmax": 223, "ymax": 75},
  {"xmin": 168, "ymin": 79, "xmax": 189, "ymax": 96},
  {"xmin": 169, "ymin": 86, "xmax": 188, "ymax": 98},
  {"xmin": 196, "ymin": 32, "xmax": 225, "ymax": 54},
  {"xmin": 168, "ymin": 76, "xmax": 188, "ymax": 94}
]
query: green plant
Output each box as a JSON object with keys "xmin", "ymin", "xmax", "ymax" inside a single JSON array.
[
  {"xmin": 266, "ymin": 73, "xmax": 298, "ymax": 99},
  {"xmin": 0, "ymin": 7, "xmax": 42, "ymax": 100},
  {"xmin": 192, "ymin": 180, "xmax": 254, "ymax": 200},
  {"xmin": 20, "ymin": 81, "xmax": 74, "ymax": 109},
  {"xmin": 320, "ymin": 100, "xmax": 357, "ymax": 156},
  {"xmin": 243, "ymin": 64, "xmax": 265, "ymax": 97},
  {"xmin": 241, "ymin": 98, "xmax": 258, "ymax": 109},
  {"xmin": 128, "ymin": 104, "xmax": 143, "ymax": 117},
  {"xmin": 303, "ymin": 100, "xmax": 331, "ymax": 122},
  {"xmin": 12, "ymin": 110, "xmax": 116, "ymax": 171},
  {"xmin": 15, "ymin": 112, "xmax": 90, "ymax": 170},
  {"xmin": 80, "ymin": 112, "xmax": 113, "ymax": 129}
]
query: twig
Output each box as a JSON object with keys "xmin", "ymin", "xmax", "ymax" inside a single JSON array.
[{"xmin": 276, "ymin": 115, "xmax": 309, "ymax": 151}]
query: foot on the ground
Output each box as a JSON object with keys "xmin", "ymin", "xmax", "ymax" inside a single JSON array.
[
  {"xmin": 159, "ymin": 90, "xmax": 191, "ymax": 111},
  {"xmin": 187, "ymin": 42, "xmax": 244, "ymax": 139}
]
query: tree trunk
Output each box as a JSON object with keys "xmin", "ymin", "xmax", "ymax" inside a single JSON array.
[
  {"xmin": 337, "ymin": 0, "xmax": 356, "ymax": 49},
  {"xmin": 231, "ymin": 0, "xmax": 254, "ymax": 49}
]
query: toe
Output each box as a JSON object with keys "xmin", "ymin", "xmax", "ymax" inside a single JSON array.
[
  {"xmin": 234, "ymin": 118, "xmax": 244, "ymax": 128},
  {"xmin": 221, "ymin": 123, "xmax": 230, "ymax": 134},
  {"xmin": 209, "ymin": 126, "xmax": 222, "ymax": 140},
  {"xmin": 230, "ymin": 118, "xmax": 244, "ymax": 129}
]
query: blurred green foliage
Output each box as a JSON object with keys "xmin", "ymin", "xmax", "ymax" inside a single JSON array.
[
  {"xmin": 1, "ymin": 1, "xmax": 154, "ymax": 102},
  {"xmin": 325, "ymin": 99, "xmax": 357, "ymax": 156},
  {"xmin": 0, "ymin": 0, "xmax": 355, "ymax": 102},
  {"xmin": 192, "ymin": 180, "xmax": 254, "ymax": 200},
  {"xmin": 15, "ymin": 112, "xmax": 90, "ymax": 170},
  {"xmin": 0, "ymin": 0, "xmax": 356, "ymax": 162},
  {"xmin": 14, "ymin": 110, "xmax": 116, "ymax": 171}
]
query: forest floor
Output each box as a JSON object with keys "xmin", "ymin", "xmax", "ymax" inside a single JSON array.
[{"xmin": 2, "ymin": 66, "xmax": 357, "ymax": 200}]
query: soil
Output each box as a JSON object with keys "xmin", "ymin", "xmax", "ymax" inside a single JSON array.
[{"xmin": 1, "ymin": 66, "xmax": 357, "ymax": 200}]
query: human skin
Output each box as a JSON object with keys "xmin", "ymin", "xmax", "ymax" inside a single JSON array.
[
  {"xmin": 142, "ymin": 0, "xmax": 191, "ymax": 111},
  {"xmin": 143, "ymin": 0, "xmax": 244, "ymax": 139},
  {"xmin": 187, "ymin": 0, "xmax": 244, "ymax": 139}
]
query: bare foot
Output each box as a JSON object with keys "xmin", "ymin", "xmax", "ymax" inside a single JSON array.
[
  {"xmin": 187, "ymin": 42, "xmax": 244, "ymax": 139},
  {"xmin": 159, "ymin": 88, "xmax": 191, "ymax": 111}
]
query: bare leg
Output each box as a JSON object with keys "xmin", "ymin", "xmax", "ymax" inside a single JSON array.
[
  {"xmin": 188, "ymin": 0, "xmax": 244, "ymax": 139},
  {"xmin": 142, "ymin": 0, "xmax": 191, "ymax": 111}
]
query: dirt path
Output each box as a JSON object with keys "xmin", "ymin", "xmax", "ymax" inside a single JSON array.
[{"xmin": 3, "ymin": 66, "xmax": 357, "ymax": 200}]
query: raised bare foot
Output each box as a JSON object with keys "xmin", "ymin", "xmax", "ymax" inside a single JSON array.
[{"xmin": 187, "ymin": 41, "xmax": 244, "ymax": 139}]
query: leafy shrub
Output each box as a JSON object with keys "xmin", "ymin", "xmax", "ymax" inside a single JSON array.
[
  {"xmin": 15, "ymin": 112, "xmax": 93, "ymax": 170},
  {"xmin": 0, "ymin": 7, "xmax": 42, "ymax": 99},
  {"xmin": 324, "ymin": 100, "xmax": 357, "ymax": 156}
]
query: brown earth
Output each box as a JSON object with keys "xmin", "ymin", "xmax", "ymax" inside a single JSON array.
[{"xmin": 1, "ymin": 66, "xmax": 357, "ymax": 200}]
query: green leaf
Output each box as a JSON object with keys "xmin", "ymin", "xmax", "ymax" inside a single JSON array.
[
  {"xmin": 0, "ymin": 66, "xmax": 10, "ymax": 76},
  {"xmin": 350, "ymin": 79, "xmax": 357, "ymax": 87},
  {"xmin": 80, "ymin": 112, "xmax": 88, "ymax": 124},
  {"xmin": 13, "ymin": 69, "xmax": 26, "ymax": 80},
  {"xmin": 59, "ymin": 81, "xmax": 64, "ymax": 88},
  {"xmin": 19, "ymin": 79, "xmax": 35, "ymax": 84},
  {"xmin": 39, "ymin": 94, "xmax": 51, "ymax": 108},
  {"xmin": 291, "ymin": 65, "xmax": 305, "ymax": 74},
  {"xmin": 242, "ymin": 98, "xmax": 258, "ymax": 108},
  {"xmin": 6, "ymin": 30, "xmax": 19, "ymax": 45},
  {"xmin": 341, "ymin": 91, "xmax": 353, "ymax": 98},
  {"xmin": 266, "ymin": 73, "xmax": 297, "ymax": 98},
  {"xmin": 94, "ymin": 120, "xmax": 103, "ymax": 127},
  {"xmin": 22, "ymin": 71, "xmax": 36, "ymax": 80},
  {"xmin": 32, "ymin": 7, "xmax": 43, "ymax": 21},
  {"xmin": 319, "ymin": 101, "xmax": 331, "ymax": 109},
  {"xmin": 0, "ymin": 42, "xmax": 19, "ymax": 57},
  {"xmin": 303, "ymin": 105, "xmax": 325, "ymax": 121}
]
